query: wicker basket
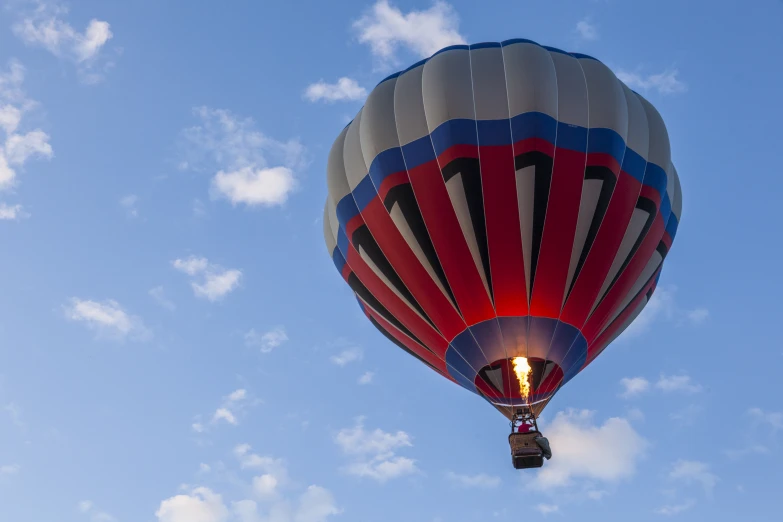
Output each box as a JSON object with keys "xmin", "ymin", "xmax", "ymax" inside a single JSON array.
[{"xmin": 509, "ymin": 432, "xmax": 542, "ymax": 454}]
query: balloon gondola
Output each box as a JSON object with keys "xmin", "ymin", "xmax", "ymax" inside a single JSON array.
[{"xmin": 323, "ymin": 38, "xmax": 682, "ymax": 469}]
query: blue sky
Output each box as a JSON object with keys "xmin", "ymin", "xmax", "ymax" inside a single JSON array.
[{"xmin": 1, "ymin": 0, "xmax": 782, "ymax": 520}]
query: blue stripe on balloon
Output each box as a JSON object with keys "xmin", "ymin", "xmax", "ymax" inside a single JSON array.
[
  {"xmin": 666, "ymin": 214, "xmax": 679, "ymax": 240},
  {"xmin": 332, "ymin": 247, "xmax": 346, "ymax": 273},
  {"xmin": 430, "ymin": 118, "xmax": 478, "ymax": 157},
  {"xmin": 622, "ymin": 147, "xmax": 647, "ymax": 183},
  {"xmin": 510, "ymin": 111, "xmax": 557, "ymax": 144},
  {"xmin": 587, "ymin": 127, "xmax": 626, "ymax": 166},
  {"xmin": 368, "ymin": 147, "xmax": 406, "ymax": 189}
]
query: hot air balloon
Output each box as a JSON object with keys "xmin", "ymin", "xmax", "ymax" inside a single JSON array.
[{"xmin": 323, "ymin": 39, "xmax": 682, "ymax": 469}]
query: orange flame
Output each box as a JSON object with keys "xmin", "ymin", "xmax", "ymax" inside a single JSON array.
[{"xmin": 512, "ymin": 357, "xmax": 532, "ymax": 402}]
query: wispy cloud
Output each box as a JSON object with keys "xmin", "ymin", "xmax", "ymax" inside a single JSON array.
[
  {"xmin": 668, "ymin": 460, "xmax": 718, "ymax": 495},
  {"xmin": 331, "ymin": 346, "xmax": 363, "ymax": 366},
  {"xmin": 192, "ymin": 388, "xmax": 254, "ymax": 433},
  {"xmin": 619, "ymin": 377, "xmax": 650, "ymax": 398},
  {"xmin": 149, "ymin": 286, "xmax": 176, "ymax": 311},
  {"xmin": 534, "ymin": 409, "xmax": 648, "ymax": 490},
  {"xmin": 305, "ymin": 78, "xmax": 367, "ymax": 103},
  {"xmin": 78, "ymin": 500, "xmax": 117, "ymax": 522},
  {"xmin": 576, "ymin": 18, "xmax": 598, "ymax": 41},
  {"xmin": 119, "ymin": 194, "xmax": 138, "ymax": 218},
  {"xmin": 12, "ymin": 1, "xmax": 116, "ymax": 84},
  {"xmin": 245, "ymin": 326, "xmax": 288, "ymax": 353},
  {"xmin": 4, "ymin": 402, "xmax": 25, "ymax": 430},
  {"xmin": 179, "ymin": 107, "xmax": 305, "ymax": 208},
  {"xmin": 0, "ymin": 464, "xmax": 20, "ymax": 475},
  {"xmin": 0, "ymin": 59, "xmax": 53, "ymax": 212},
  {"xmin": 618, "ymin": 285, "xmax": 707, "ymax": 341},
  {"xmin": 211, "ymin": 388, "xmax": 248, "ymax": 426},
  {"xmin": 0, "ymin": 203, "xmax": 27, "ymax": 220},
  {"xmin": 172, "ymin": 255, "xmax": 242, "ymax": 301},
  {"xmin": 445, "ymin": 471, "xmax": 500, "ymax": 489},
  {"xmin": 358, "ymin": 371, "xmax": 374, "ymax": 385},
  {"xmin": 64, "ymin": 297, "xmax": 150, "ymax": 341},
  {"xmin": 156, "ymin": 477, "xmax": 341, "ymax": 522},
  {"xmin": 655, "ymin": 499, "xmax": 696, "ymax": 516},
  {"xmin": 655, "ymin": 374, "xmax": 702, "ymax": 394},
  {"xmin": 335, "ymin": 417, "xmax": 418, "ymax": 482},
  {"xmin": 536, "ymin": 504, "xmax": 560, "ymax": 515},
  {"xmin": 748, "ymin": 407, "xmax": 783, "ymax": 432},
  {"xmin": 616, "ymin": 69, "xmax": 687, "ymax": 95},
  {"xmin": 353, "ymin": 0, "xmax": 466, "ymax": 67}
]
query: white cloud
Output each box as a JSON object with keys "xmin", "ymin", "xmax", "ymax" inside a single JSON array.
[
  {"xmin": 445, "ymin": 471, "xmax": 500, "ymax": 489},
  {"xmin": 358, "ymin": 371, "xmax": 374, "ymax": 385},
  {"xmin": 0, "ymin": 464, "xmax": 20, "ymax": 475},
  {"xmin": 158, "ymin": 476, "xmax": 340, "ymax": 522},
  {"xmin": 173, "ymin": 256, "xmax": 210, "ymax": 276},
  {"xmin": 335, "ymin": 417, "xmax": 418, "ymax": 482},
  {"xmin": 245, "ymin": 327, "xmax": 288, "ymax": 353},
  {"xmin": 4, "ymin": 402, "xmax": 25, "ymax": 429},
  {"xmin": 576, "ymin": 19, "xmax": 598, "ymax": 41},
  {"xmin": 212, "ymin": 408, "xmax": 237, "ymax": 425},
  {"xmin": 211, "ymin": 388, "xmax": 249, "ymax": 426},
  {"xmin": 252, "ymin": 474, "xmax": 278, "ymax": 498},
  {"xmin": 305, "ymin": 78, "xmax": 367, "ymax": 103},
  {"xmin": 120, "ymin": 194, "xmax": 138, "ymax": 218},
  {"xmin": 724, "ymin": 444, "xmax": 769, "ymax": 459},
  {"xmin": 296, "ymin": 486, "xmax": 342, "ymax": 522},
  {"xmin": 686, "ymin": 307, "xmax": 709, "ymax": 324},
  {"xmin": 535, "ymin": 504, "xmax": 560, "ymax": 515},
  {"xmin": 616, "ymin": 69, "xmax": 686, "ymax": 95},
  {"xmin": 156, "ymin": 487, "xmax": 230, "ymax": 522},
  {"xmin": 199, "ymin": 463, "xmax": 211, "ymax": 473},
  {"xmin": 655, "ymin": 374, "xmax": 702, "ymax": 394},
  {"xmin": 192, "ymin": 422, "xmax": 205, "ymax": 433},
  {"xmin": 0, "ymin": 203, "xmax": 27, "ymax": 220},
  {"xmin": 64, "ymin": 297, "xmax": 150, "ymax": 341},
  {"xmin": 180, "ymin": 107, "xmax": 305, "ymax": 208},
  {"xmin": 655, "ymin": 500, "xmax": 695, "ymax": 516},
  {"xmin": 748, "ymin": 407, "xmax": 783, "ymax": 432},
  {"xmin": 0, "ymin": 60, "xmax": 53, "ymax": 204},
  {"xmin": 211, "ymin": 166, "xmax": 295, "ymax": 207},
  {"xmin": 12, "ymin": 1, "xmax": 115, "ymax": 83},
  {"xmin": 353, "ymin": 0, "xmax": 466, "ymax": 66},
  {"xmin": 172, "ymin": 256, "xmax": 242, "ymax": 301},
  {"xmin": 149, "ymin": 286, "xmax": 176, "ymax": 311},
  {"xmin": 619, "ymin": 377, "xmax": 650, "ymax": 398},
  {"xmin": 0, "ymin": 105, "xmax": 22, "ymax": 134},
  {"xmin": 534, "ymin": 409, "xmax": 648, "ymax": 489},
  {"xmin": 330, "ymin": 347, "xmax": 362, "ymax": 366},
  {"xmin": 5, "ymin": 130, "xmax": 53, "ymax": 165},
  {"xmin": 233, "ymin": 444, "xmax": 291, "ymax": 491},
  {"xmin": 668, "ymin": 460, "xmax": 718, "ymax": 495},
  {"xmin": 78, "ymin": 500, "xmax": 117, "ymax": 522},
  {"xmin": 228, "ymin": 389, "xmax": 247, "ymax": 402}
]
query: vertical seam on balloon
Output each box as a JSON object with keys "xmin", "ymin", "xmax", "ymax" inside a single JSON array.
[
  {"xmin": 387, "ymin": 63, "xmax": 494, "ymax": 397},
  {"xmin": 468, "ymin": 44, "xmax": 520, "ymax": 410},
  {"xmin": 341, "ymin": 112, "xmax": 438, "ymax": 333},
  {"xmin": 330, "ymin": 122, "xmax": 473, "ymax": 385},
  {"xmin": 497, "ymin": 43, "xmax": 521, "ymax": 409},
  {"xmin": 529, "ymin": 49, "xmax": 579, "ymax": 403},
  {"xmin": 348, "ymin": 97, "xmax": 442, "ymax": 334},
  {"xmin": 553, "ymin": 62, "xmax": 633, "ymax": 389},
  {"xmin": 587, "ymin": 97, "xmax": 669, "ymax": 332}
]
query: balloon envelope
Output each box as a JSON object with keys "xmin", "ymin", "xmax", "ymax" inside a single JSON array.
[{"xmin": 323, "ymin": 40, "xmax": 682, "ymax": 418}]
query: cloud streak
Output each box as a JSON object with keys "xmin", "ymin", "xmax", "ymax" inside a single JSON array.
[{"xmin": 353, "ymin": 0, "xmax": 465, "ymax": 66}]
